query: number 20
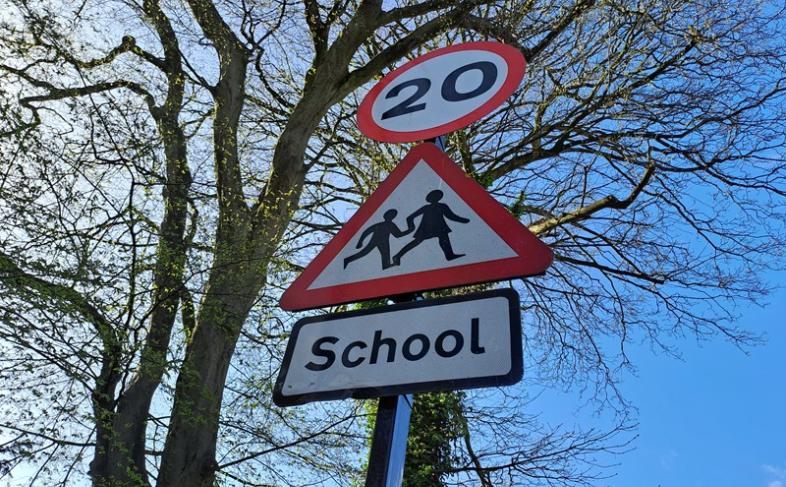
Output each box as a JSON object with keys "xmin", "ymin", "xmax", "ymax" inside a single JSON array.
[{"xmin": 380, "ymin": 61, "xmax": 498, "ymax": 120}]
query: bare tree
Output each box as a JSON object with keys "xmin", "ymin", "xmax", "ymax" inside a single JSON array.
[{"xmin": 0, "ymin": 0, "xmax": 784, "ymax": 486}]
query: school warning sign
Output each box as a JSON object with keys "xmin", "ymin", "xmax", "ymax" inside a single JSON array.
[{"xmin": 279, "ymin": 143, "xmax": 552, "ymax": 311}]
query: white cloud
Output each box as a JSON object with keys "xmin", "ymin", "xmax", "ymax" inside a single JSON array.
[
  {"xmin": 764, "ymin": 463, "xmax": 786, "ymax": 487},
  {"xmin": 764, "ymin": 464, "xmax": 786, "ymax": 478}
]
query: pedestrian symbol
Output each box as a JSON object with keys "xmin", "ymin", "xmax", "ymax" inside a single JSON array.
[
  {"xmin": 344, "ymin": 209, "xmax": 409, "ymax": 270},
  {"xmin": 344, "ymin": 190, "xmax": 471, "ymax": 271},
  {"xmin": 394, "ymin": 189, "xmax": 470, "ymax": 265},
  {"xmin": 280, "ymin": 143, "xmax": 553, "ymax": 311}
]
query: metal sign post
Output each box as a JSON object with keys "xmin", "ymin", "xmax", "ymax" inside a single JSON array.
[{"xmin": 365, "ymin": 394, "xmax": 413, "ymax": 487}]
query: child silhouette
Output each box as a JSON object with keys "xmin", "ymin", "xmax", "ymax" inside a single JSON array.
[
  {"xmin": 392, "ymin": 189, "xmax": 470, "ymax": 265},
  {"xmin": 344, "ymin": 209, "xmax": 409, "ymax": 270}
]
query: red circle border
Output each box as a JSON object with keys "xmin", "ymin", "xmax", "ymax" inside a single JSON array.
[{"xmin": 357, "ymin": 41, "xmax": 526, "ymax": 143}]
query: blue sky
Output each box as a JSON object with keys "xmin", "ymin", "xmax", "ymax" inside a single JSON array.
[
  {"xmin": 532, "ymin": 271, "xmax": 786, "ymax": 487},
  {"xmin": 610, "ymin": 276, "xmax": 786, "ymax": 487}
]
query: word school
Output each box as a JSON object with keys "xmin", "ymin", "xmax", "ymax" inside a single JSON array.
[
  {"xmin": 306, "ymin": 318, "xmax": 487, "ymax": 371},
  {"xmin": 273, "ymin": 290, "xmax": 522, "ymax": 406}
]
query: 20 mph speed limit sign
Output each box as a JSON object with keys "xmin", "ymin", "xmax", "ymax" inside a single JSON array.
[{"xmin": 357, "ymin": 41, "xmax": 526, "ymax": 143}]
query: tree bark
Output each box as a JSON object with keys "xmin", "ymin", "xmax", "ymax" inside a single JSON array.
[
  {"xmin": 89, "ymin": 1, "xmax": 190, "ymax": 484},
  {"xmin": 156, "ymin": 2, "xmax": 252, "ymax": 483}
]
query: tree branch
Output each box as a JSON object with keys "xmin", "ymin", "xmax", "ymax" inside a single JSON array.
[{"xmin": 529, "ymin": 161, "xmax": 656, "ymax": 235}]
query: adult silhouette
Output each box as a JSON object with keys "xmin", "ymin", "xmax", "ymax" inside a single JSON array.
[
  {"xmin": 344, "ymin": 209, "xmax": 409, "ymax": 270},
  {"xmin": 392, "ymin": 189, "xmax": 470, "ymax": 265}
]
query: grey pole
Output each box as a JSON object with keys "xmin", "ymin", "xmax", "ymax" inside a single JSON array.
[{"xmin": 365, "ymin": 393, "xmax": 414, "ymax": 487}]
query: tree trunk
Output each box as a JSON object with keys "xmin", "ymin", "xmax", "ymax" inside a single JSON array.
[
  {"xmin": 89, "ymin": 1, "xmax": 189, "ymax": 476},
  {"xmin": 156, "ymin": 262, "xmax": 263, "ymax": 486},
  {"xmin": 155, "ymin": 8, "xmax": 252, "ymax": 479},
  {"xmin": 89, "ymin": 119, "xmax": 190, "ymax": 486}
]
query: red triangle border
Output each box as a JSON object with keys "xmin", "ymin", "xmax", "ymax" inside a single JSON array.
[{"xmin": 280, "ymin": 143, "xmax": 552, "ymax": 310}]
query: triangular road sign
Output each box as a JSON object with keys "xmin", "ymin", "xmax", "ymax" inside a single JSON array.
[{"xmin": 280, "ymin": 143, "xmax": 552, "ymax": 311}]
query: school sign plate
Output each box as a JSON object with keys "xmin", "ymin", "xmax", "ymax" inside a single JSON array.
[
  {"xmin": 273, "ymin": 289, "xmax": 522, "ymax": 407},
  {"xmin": 279, "ymin": 143, "xmax": 552, "ymax": 310}
]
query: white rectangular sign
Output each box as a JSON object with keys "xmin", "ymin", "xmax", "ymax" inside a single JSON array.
[{"xmin": 273, "ymin": 289, "xmax": 522, "ymax": 406}]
